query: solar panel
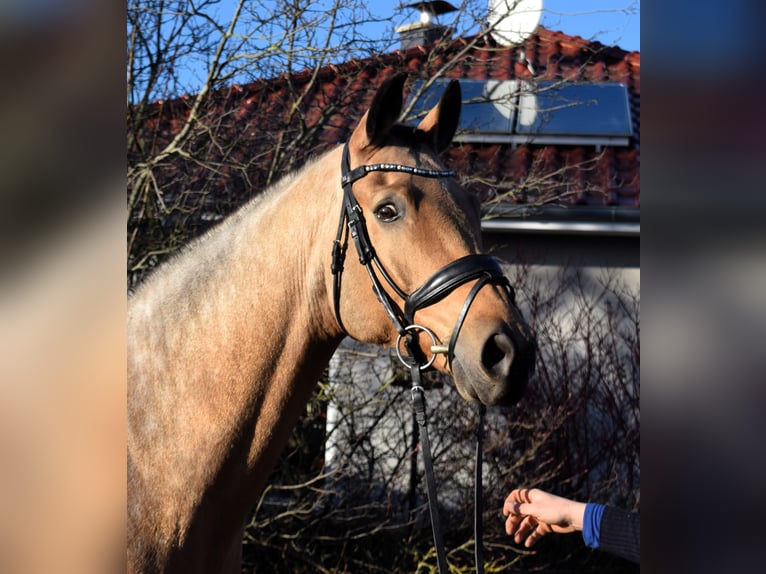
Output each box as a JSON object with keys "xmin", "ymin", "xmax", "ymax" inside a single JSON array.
[
  {"xmin": 404, "ymin": 79, "xmax": 633, "ymax": 146},
  {"xmin": 404, "ymin": 79, "xmax": 516, "ymax": 133},
  {"xmin": 517, "ymin": 81, "xmax": 633, "ymax": 137}
]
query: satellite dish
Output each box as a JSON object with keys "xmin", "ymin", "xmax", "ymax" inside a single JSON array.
[{"xmin": 487, "ymin": 0, "xmax": 543, "ymax": 46}]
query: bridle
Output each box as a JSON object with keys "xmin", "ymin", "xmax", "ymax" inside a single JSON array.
[
  {"xmin": 331, "ymin": 141, "xmax": 516, "ymax": 573},
  {"xmin": 332, "ymin": 142, "xmax": 516, "ymax": 367}
]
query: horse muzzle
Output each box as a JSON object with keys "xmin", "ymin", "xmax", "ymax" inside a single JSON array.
[
  {"xmin": 396, "ymin": 254, "xmax": 536, "ymax": 406},
  {"xmin": 450, "ymin": 318, "xmax": 536, "ymax": 407}
]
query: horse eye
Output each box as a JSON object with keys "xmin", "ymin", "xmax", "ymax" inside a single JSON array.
[{"xmin": 374, "ymin": 203, "xmax": 400, "ymax": 222}]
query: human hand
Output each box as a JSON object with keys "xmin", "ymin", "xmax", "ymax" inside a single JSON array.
[{"xmin": 502, "ymin": 488, "xmax": 586, "ymax": 548}]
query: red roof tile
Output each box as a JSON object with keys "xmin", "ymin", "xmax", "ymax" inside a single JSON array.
[{"xmin": 131, "ymin": 27, "xmax": 639, "ymax": 225}]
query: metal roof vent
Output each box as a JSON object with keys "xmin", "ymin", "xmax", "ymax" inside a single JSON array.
[{"xmin": 396, "ymin": 1, "xmax": 457, "ymax": 50}]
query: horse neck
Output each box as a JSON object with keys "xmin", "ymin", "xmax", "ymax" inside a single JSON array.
[{"xmin": 128, "ymin": 147, "xmax": 345, "ymax": 550}]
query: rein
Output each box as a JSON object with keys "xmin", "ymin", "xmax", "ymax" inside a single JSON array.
[{"xmin": 331, "ymin": 141, "xmax": 515, "ymax": 573}]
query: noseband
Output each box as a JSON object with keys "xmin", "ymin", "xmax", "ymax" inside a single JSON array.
[
  {"xmin": 331, "ymin": 141, "xmax": 517, "ymax": 574},
  {"xmin": 331, "ymin": 142, "xmax": 515, "ymax": 370}
]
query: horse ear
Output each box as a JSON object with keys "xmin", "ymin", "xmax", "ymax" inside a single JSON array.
[
  {"xmin": 362, "ymin": 73, "xmax": 407, "ymax": 147},
  {"xmin": 416, "ymin": 79, "xmax": 462, "ymax": 154}
]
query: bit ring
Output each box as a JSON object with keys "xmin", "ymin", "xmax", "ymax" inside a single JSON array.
[{"xmin": 395, "ymin": 324, "xmax": 440, "ymax": 370}]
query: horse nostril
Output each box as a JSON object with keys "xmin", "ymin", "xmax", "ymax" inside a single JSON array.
[{"xmin": 481, "ymin": 332, "xmax": 514, "ymax": 376}]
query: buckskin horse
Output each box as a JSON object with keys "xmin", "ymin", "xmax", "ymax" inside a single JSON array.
[{"xmin": 128, "ymin": 74, "xmax": 536, "ymax": 573}]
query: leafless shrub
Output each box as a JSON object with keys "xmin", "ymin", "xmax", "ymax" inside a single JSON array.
[{"xmin": 241, "ymin": 265, "xmax": 639, "ymax": 573}]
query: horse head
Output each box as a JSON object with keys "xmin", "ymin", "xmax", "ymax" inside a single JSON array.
[{"xmin": 331, "ymin": 74, "xmax": 535, "ymax": 406}]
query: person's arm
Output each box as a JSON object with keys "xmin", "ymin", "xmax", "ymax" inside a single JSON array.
[
  {"xmin": 503, "ymin": 488, "xmax": 585, "ymax": 546},
  {"xmin": 503, "ymin": 488, "xmax": 639, "ymax": 564}
]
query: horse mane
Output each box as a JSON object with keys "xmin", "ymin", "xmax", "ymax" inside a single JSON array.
[
  {"xmin": 130, "ymin": 121, "xmax": 443, "ymax": 301},
  {"xmin": 129, "ymin": 150, "xmax": 331, "ymax": 301}
]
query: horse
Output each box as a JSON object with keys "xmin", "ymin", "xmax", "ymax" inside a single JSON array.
[{"xmin": 128, "ymin": 73, "xmax": 536, "ymax": 573}]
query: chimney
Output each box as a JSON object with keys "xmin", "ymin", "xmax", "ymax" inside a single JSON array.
[{"xmin": 396, "ymin": 1, "xmax": 457, "ymax": 50}]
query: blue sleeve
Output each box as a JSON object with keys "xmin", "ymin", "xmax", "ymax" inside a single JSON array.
[{"xmin": 582, "ymin": 502, "xmax": 605, "ymax": 549}]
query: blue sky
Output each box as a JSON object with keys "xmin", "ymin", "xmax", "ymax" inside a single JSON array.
[
  {"xmin": 386, "ymin": 0, "xmax": 640, "ymax": 51},
  {"xmin": 148, "ymin": 0, "xmax": 639, "ymax": 98},
  {"xmin": 534, "ymin": 0, "xmax": 639, "ymax": 50},
  {"xmin": 213, "ymin": 0, "xmax": 640, "ymax": 52}
]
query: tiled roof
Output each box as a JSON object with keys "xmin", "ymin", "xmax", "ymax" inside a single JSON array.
[{"xmin": 132, "ymin": 27, "xmax": 639, "ymax": 226}]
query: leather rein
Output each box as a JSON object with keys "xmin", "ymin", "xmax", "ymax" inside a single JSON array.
[{"xmin": 331, "ymin": 142, "xmax": 515, "ymax": 573}]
